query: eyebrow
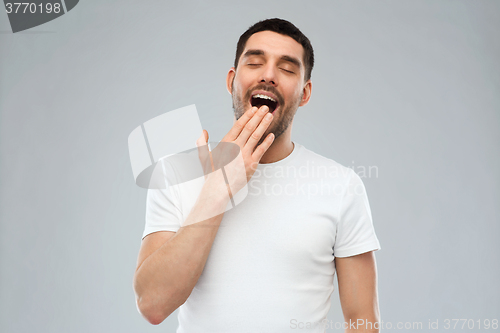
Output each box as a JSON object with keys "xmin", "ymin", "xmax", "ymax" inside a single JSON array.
[
  {"xmin": 242, "ymin": 49, "xmax": 302, "ymax": 69},
  {"xmin": 243, "ymin": 49, "xmax": 265, "ymax": 58}
]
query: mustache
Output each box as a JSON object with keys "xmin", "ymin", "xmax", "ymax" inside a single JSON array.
[{"xmin": 245, "ymin": 84, "xmax": 284, "ymax": 106}]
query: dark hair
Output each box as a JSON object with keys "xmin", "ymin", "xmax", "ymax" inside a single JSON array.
[{"xmin": 234, "ymin": 18, "xmax": 314, "ymax": 81}]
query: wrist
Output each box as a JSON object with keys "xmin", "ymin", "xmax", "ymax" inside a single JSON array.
[{"xmin": 201, "ymin": 172, "xmax": 232, "ymax": 205}]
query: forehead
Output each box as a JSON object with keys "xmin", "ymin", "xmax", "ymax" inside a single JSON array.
[{"xmin": 242, "ymin": 30, "xmax": 304, "ymax": 64}]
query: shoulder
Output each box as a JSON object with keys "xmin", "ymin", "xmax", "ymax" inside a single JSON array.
[{"xmin": 294, "ymin": 143, "xmax": 355, "ymax": 182}]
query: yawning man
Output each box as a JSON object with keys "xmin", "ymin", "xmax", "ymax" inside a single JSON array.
[{"xmin": 133, "ymin": 18, "xmax": 381, "ymax": 333}]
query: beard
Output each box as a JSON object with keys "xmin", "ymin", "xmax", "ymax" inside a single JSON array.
[{"xmin": 231, "ymin": 81, "xmax": 302, "ymax": 145}]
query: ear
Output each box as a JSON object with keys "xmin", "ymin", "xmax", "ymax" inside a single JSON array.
[
  {"xmin": 299, "ymin": 79, "xmax": 312, "ymax": 107},
  {"xmin": 226, "ymin": 67, "xmax": 236, "ymax": 95}
]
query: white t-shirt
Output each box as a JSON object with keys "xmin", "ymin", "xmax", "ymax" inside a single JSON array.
[{"xmin": 143, "ymin": 142, "xmax": 381, "ymax": 332}]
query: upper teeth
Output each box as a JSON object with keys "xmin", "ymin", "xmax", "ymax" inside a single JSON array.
[{"xmin": 253, "ymin": 94, "xmax": 276, "ymax": 103}]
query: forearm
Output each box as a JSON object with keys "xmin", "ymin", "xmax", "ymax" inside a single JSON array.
[
  {"xmin": 133, "ymin": 179, "xmax": 229, "ymax": 324},
  {"xmin": 343, "ymin": 313, "xmax": 380, "ymax": 333}
]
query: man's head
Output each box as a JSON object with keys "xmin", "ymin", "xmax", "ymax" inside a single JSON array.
[
  {"xmin": 234, "ymin": 18, "xmax": 314, "ymax": 82},
  {"xmin": 227, "ymin": 18, "xmax": 314, "ymax": 142}
]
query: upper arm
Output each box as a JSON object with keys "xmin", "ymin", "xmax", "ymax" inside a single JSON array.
[
  {"xmin": 136, "ymin": 231, "xmax": 176, "ymax": 272},
  {"xmin": 336, "ymin": 251, "xmax": 380, "ymax": 324}
]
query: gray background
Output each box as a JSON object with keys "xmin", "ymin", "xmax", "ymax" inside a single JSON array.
[{"xmin": 1, "ymin": 0, "xmax": 499, "ymax": 332}]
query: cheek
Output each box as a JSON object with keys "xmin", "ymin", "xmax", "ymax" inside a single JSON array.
[
  {"xmin": 234, "ymin": 70, "xmax": 252, "ymax": 87},
  {"xmin": 284, "ymin": 86, "xmax": 303, "ymax": 103},
  {"xmin": 232, "ymin": 80, "xmax": 243, "ymax": 97},
  {"xmin": 233, "ymin": 79, "xmax": 248, "ymax": 97}
]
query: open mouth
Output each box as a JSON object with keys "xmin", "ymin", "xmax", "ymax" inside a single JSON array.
[{"xmin": 251, "ymin": 94, "xmax": 278, "ymax": 114}]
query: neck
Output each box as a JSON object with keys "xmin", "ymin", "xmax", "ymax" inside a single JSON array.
[{"xmin": 259, "ymin": 128, "xmax": 294, "ymax": 164}]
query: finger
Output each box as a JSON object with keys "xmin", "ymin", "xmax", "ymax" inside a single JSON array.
[
  {"xmin": 223, "ymin": 107, "xmax": 258, "ymax": 141},
  {"xmin": 196, "ymin": 129, "xmax": 208, "ymax": 147},
  {"xmin": 196, "ymin": 130, "xmax": 212, "ymax": 176},
  {"xmin": 235, "ymin": 105, "xmax": 269, "ymax": 145},
  {"xmin": 201, "ymin": 129, "xmax": 214, "ymax": 171},
  {"xmin": 252, "ymin": 133, "xmax": 275, "ymax": 162},
  {"xmin": 244, "ymin": 110, "xmax": 273, "ymax": 151},
  {"xmin": 205, "ymin": 129, "xmax": 215, "ymax": 172},
  {"xmin": 203, "ymin": 129, "xmax": 209, "ymax": 143}
]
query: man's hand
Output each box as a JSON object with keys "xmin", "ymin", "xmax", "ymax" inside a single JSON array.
[
  {"xmin": 221, "ymin": 105, "xmax": 274, "ymax": 179},
  {"xmin": 197, "ymin": 105, "xmax": 274, "ymax": 196}
]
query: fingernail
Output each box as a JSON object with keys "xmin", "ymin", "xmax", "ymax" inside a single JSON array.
[
  {"xmin": 260, "ymin": 106, "xmax": 268, "ymax": 113},
  {"xmin": 265, "ymin": 113, "xmax": 272, "ymax": 120}
]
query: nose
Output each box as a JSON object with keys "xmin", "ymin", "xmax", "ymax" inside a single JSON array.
[{"xmin": 259, "ymin": 64, "xmax": 278, "ymax": 86}]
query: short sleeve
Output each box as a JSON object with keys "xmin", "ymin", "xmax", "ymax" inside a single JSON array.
[
  {"xmin": 143, "ymin": 186, "xmax": 182, "ymax": 239},
  {"xmin": 333, "ymin": 169, "xmax": 381, "ymax": 258}
]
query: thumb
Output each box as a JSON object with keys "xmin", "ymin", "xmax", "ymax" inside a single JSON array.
[
  {"xmin": 196, "ymin": 130, "xmax": 213, "ymax": 177},
  {"xmin": 196, "ymin": 129, "xmax": 209, "ymax": 147}
]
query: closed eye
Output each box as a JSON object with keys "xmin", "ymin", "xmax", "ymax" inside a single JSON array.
[{"xmin": 280, "ymin": 68, "xmax": 294, "ymax": 74}]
